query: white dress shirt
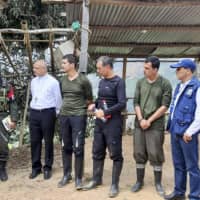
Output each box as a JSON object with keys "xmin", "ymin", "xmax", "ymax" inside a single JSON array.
[
  {"xmin": 30, "ymin": 74, "xmax": 62, "ymax": 114},
  {"xmin": 172, "ymin": 79, "xmax": 200, "ymax": 136}
]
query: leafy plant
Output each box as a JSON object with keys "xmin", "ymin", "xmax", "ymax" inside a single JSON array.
[{"xmin": 1, "ymin": 0, "xmax": 67, "ymax": 30}]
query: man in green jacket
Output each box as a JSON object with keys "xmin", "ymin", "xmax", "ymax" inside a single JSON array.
[
  {"xmin": 0, "ymin": 80, "xmax": 18, "ymax": 181},
  {"xmin": 131, "ymin": 56, "xmax": 172, "ymax": 196}
]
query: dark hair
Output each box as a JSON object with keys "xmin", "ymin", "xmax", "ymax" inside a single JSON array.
[
  {"xmin": 145, "ymin": 56, "xmax": 160, "ymax": 69},
  {"xmin": 62, "ymin": 54, "xmax": 78, "ymax": 70},
  {"xmin": 62, "ymin": 54, "xmax": 77, "ymax": 65},
  {"xmin": 97, "ymin": 56, "xmax": 114, "ymax": 68}
]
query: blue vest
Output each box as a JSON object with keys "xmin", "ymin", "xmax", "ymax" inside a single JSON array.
[{"xmin": 168, "ymin": 77, "xmax": 200, "ymax": 135}]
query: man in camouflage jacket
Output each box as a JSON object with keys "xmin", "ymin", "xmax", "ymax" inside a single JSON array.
[{"xmin": 0, "ymin": 79, "xmax": 18, "ymax": 181}]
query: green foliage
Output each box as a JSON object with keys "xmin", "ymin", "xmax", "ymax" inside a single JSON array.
[
  {"xmin": 0, "ymin": 0, "xmax": 66, "ymax": 30},
  {"xmin": 85, "ymin": 116, "xmax": 95, "ymax": 137},
  {"xmin": 8, "ymin": 115, "xmax": 95, "ymax": 148},
  {"xmin": 87, "ymin": 58, "xmax": 97, "ymax": 73}
]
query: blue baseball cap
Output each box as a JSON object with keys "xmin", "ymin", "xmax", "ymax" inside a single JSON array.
[{"xmin": 170, "ymin": 59, "xmax": 196, "ymax": 71}]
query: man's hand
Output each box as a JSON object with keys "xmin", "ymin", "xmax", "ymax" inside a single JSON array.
[
  {"xmin": 88, "ymin": 103, "xmax": 95, "ymax": 111},
  {"xmin": 183, "ymin": 133, "xmax": 192, "ymax": 143},
  {"xmin": 95, "ymin": 109, "xmax": 104, "ymax": 119},
  {"xmin": 10, "ymin": 121, "xmax": 16, "ymax": 129},
  {"xmin": 140, "ymin": 119, "xmax": 151, "ymax": 130}
]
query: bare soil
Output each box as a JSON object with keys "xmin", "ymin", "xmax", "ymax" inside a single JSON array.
[{"xmin": 0, "ymin": 133, "xmax": 192, "ymax": 200}]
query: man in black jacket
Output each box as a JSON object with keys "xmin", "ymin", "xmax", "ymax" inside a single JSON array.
[{"xmin": 83, "ymin": 56, "xmax": 126, "ymax": 198}]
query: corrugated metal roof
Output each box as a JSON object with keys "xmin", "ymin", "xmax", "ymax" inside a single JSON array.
[
  {"xmin": 63, "ymin": 1, "xmax": 200, "ymax": 57},
  {"xmin": 90, "ymin": 5, "xmax": 200, "ymax": 26},
  {"xmin": 90, "ymin": 30, "xmax": 200, "ymax": 43}
]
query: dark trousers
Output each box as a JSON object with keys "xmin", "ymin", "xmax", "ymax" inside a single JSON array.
[
  {"xmin": 171, "ymin": 133, "xmax": 200, "ymax": 200},
  {"xmin": 59, "ymin": 115, "xmax": 87, "ymax": 175},
  {"xmin": 92, "ymin": 115, "xmax": 123, "ymax": 162},
  {"xmin": 29, "ymin": 108, "xmax": 56, "ymax": 171},
  {"xmin": 133, "ymin": 128, "xmax": 165, "ymax": 166},
  {"xmin": 0, "ymin": 113, "xmax": 11, "ymax": 162}
]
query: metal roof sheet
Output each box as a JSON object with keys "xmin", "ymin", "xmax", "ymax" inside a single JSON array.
[{"xmin": 63, "ymin": 1, "xmax": 200, "ymax": 57}]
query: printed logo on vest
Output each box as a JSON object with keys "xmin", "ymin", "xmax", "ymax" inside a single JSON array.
[{"xmin": 186, "ymin": 88, "xmax": 193, "ymax": 97}]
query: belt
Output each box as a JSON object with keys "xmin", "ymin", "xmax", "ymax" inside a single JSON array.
[{"xmin": 30, "ymin": 107, "xmax": 55, "ymax": 112}]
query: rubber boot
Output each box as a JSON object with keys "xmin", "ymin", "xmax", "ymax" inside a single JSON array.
[
  {"xmin": 75, "ymin": 156, "xmax": 84, "ymax": 190},
  {"xmin": 154, "ymin": 170, "xmax": 165, "ymax": 196},
  {"xmin": 0, "ymin": 161, "xmax": 8, "ymax": 182},
  {"xmin": 83, "ymin": 159, "xmax": 104, "ymax": 190},
  {"xmin": 109, "ymin": 160, "xmax": 123, "ymax": 198},
  {"xmin": 131, "ymin": 168, "xmax": 145, "ymax": 192},
  {"xmin": 58, "ymin": 153, "xmax": 72, "ymax": 188}
]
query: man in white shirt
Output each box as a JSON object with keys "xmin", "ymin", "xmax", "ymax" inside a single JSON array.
[
  {"xmin": 165, "ymin": 59, "xmax": 200, "ymax": 200},
  {"xmin": 29, "ymin": 60, "xmax": 62, "ymax": 180}
]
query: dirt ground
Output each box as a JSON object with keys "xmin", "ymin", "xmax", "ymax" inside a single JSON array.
[{"xmin": 0, "ymin": 133, "xmax": 194, "ymax": 200}]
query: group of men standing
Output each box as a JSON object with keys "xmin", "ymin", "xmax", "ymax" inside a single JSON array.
[{"xmin": 0, "ymin": 54, "xmax": 200, "ymax": 200}]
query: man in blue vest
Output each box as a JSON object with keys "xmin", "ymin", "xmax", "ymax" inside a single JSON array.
[{"xmin": 165, "ymin": 59, "xmax": 200, "ymax": 200}]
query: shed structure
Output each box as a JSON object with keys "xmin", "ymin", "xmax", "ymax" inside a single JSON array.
[{"xmin": 42, "ymin": 0, "xmax": 200, "ymax": 59}]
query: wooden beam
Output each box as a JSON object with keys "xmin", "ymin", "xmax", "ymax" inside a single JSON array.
[
  {"xmin": 90, "ymin": 53, "xmax": 200, "ymax": 58},
  {"xmin": 41, "ymin": 0, "xmax": 200, "ymax": 6},
  {"xmin": 90, "ymin": 42, "xmax": 200, "ymax": 48},
  {"xmin": 91, "ymin": 25, "xmax": 200, "ymax": 32},
  {"xmin": 0, "ymin": 33, "xmax": 20, "ymax": 76},
  {"xmin": 90, "ymin": 0, "xmax": 200, "ymax": 6},
  {"xmin": 41, "ymin": 0, "xmax": 82, "ymax": 4},
  {"xmin": 0, "ymin": 28, "xmax": 74, "ymax": 34},
  {"xmin": 3, "ymin": 39, "xmax": 68, "ymax": 43}
]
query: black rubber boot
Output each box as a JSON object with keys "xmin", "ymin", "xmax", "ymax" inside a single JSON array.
[
  {"xmin": 75, "ymin": 156, "xmax": 84, "ymax": 190},
  {"xmin": 58, "ymin": 153, "xmax": 72, "ymax": 188},
  {"xmin": 164, "ymin": 192, "xmax": 185, "ymax": 200},
  {"xmin": 0, "ymin": 161, "xmax": 8, "ymax": 182},
  {"xmin": 154, "ymin": 170, "xmax": 165, "ymax": 196},
  {"xmin": 109, "ymin": 160, "xmax": 123, "ymax": 198},
  {"xmin": 83, "ymin": 160, "xmax": 104, "ymax": 190},
  {"xmin": 131, "ymin": 168, "xmax": 145, "ymax": 192}
]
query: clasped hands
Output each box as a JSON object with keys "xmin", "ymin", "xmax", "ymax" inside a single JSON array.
[
  {"xmin": 139, "ymin": 117, "xmax": 192, "ymax": 143},
  {"xmin": 88, "ymin": 104, "xmax": 105, "ymax": 119},
  {"xmin": 139, "ymin": 119, "xmax": 151, "ymax": 130}
]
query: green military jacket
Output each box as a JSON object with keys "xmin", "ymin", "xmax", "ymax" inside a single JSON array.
[{"xmin": 0, "ymin": 83, "xmax": 18, "ymax": 122}]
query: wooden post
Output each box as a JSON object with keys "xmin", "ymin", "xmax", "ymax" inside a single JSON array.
[
  {"xmin": 0, "ymin": 33, "xmax": 20, "ymax": 76},
  {"xmin": 49, "ymin": 32, "xmax": 56, "ymax": 76},
  {"xmin": 19, "ymin": 82, "xmax": 30, "ymax": 147},
  {"xmin": 79, "ymin": 0, "xmax": 89, "ymax": 73},
  {"xmin": 122, "ymin": 57, "xmax": 127, "ymax": 135},
  {"xmin": 19, "ymin": 21, "xmax": 32, "ymax": 146},
  {"xmin": 21, "ymin": 20, "xmax": 33, "ymax": 74},
  {"xmin": 122, "ymin": 57, "xmax": 127, "ymax": 80}
]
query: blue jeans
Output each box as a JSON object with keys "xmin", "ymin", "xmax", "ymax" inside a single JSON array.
[{"xmin": 171, "ymin": 133, "xmax": 200, "ymax": 200}]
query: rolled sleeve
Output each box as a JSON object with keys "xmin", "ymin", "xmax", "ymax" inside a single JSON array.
[
  {"xmin": 133, "ymin": 80, "xmax": 141, "ymax": 108},
  {"xmin": 161, "ymin": 80, "xmax": 172, "ymax": 108},
  {"xmin": 83, "ymin": 77, "xmax": 93, "ymax": 101}
]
